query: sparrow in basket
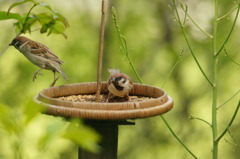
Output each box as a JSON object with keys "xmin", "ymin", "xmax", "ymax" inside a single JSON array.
[
  {"xmin": 9, "ymin": 36, "xmax": 69, "ymax": 87},
  {"xmin": 107, "ymin": 69, "xmax": 133, "ymax": 102}
]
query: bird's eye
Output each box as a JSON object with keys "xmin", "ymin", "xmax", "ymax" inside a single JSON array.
[
  {"xmin": 111, "ymin": 77, "xmax": 116, "ymax": 81},
  {"xmin": 14, "ymin": 40, "xmax": 20, "ymax": 47},
  {"xmin": 122, "ymin": 79, "xmax": 126, "ymax": 83}
]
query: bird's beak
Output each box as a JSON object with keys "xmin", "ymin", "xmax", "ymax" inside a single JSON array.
[
  {"xmin": 9, "ymin": 43, "xmax": 13, "ymax": 46},
  {"xmin": 110, "ymin": 77, "xmax": 115, "ymax": 83}
]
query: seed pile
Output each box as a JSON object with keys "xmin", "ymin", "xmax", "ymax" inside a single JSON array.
[{"xmin": 57, "ymin": 94, "xmax": 153, "ymax": 103}]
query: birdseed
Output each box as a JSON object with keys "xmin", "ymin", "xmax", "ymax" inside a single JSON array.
[{"xmin": 56, "ymin": 94, "xmax": 153, "ymax": 103}]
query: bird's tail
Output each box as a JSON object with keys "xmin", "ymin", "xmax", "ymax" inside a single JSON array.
[
  {"xmin": 58, "ymin": 69, "xmax": 69, "ymax": 81},
  {"xmin": 107, "ymin": 69, "xmax": 120, "ymax": 75},
  {"xmin": 51, "ymin": 63, "xmax": 69, "ymax": 81}
]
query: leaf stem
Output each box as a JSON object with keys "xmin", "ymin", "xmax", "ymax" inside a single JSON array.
[
  {"xmin": 212, "ymin": 0, "xmax": 219, "ymax": 158},
  {"xmin": 224, "ymin": 48, "xmax": 240, "ymax": 67},
  {"xmin": 179, "ymin": 3, "xmax": 213, "ymax": 38},
  {"xmin": 215, "ymin": 3, "xmax": 240, "ymax": 56},
  {"xmin": 112, "ymin": 7, "xmax": 143, "ymax": 84},
  {"xmin": 218, "ymin": 5, "xmax": 238, "ymax": 21},
  {"xmin": 1, "ymin": 3, "xmax": 38, "ymax": 57},
  {"xmin": 20, "ymin": 3, "xmax": 38, "ymax": 34},
  {"xmin": 161, "ymin": 115, "xmax": 198, "ymax": 159},
  {"xmin": 190, "ymin": 115, "xmax": 212, "ymax": 127},
  {"xmin": 161, "ymin": 61, "xmax": 179, "ymax": 88},
  {"xmin": 180, "ymin": 3, "xmax": 188, "ymax": 25},
  {"xmin": 216, "ymin": 100, "xmax": 240, "ymax": 142},
  {"xmin": 217, "ymin": 88, "xmax": 240, "ymax": 109},
  {"xmin": 172, "ymin": 0, "xmax": 213, "ymax": 87},
  {"xmin": 186, "ymin": 13, "xmax": 213, "ymax": 39},
  {"xmin": 224, "ymin": 138, "xmax": 240, "ymax": 147},
  {"xmin": 112, "ymin": 7, "xmax": 197, "ymax": 158},
  {"xmin": 127, "ymin": 53, "xmax": 143, "ymax": 84}
]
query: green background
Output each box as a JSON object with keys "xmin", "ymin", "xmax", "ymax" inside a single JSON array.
[{"xmin": 0, "ymin": 0, "xmax": 240, "ymax": 159}]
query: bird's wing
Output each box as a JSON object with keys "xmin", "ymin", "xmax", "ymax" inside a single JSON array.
[{"xmin": 29, "ymin": 41, "xmax": 63, "ymax": 64}]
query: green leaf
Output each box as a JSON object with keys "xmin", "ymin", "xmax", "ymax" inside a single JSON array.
[
  {"xmin": 0, "ymin": 104, "xmax": 9, "ymax": 117},
  {"xmin": 48, "ymin": 21, "xmax": 68, "ymax": 38},
  {"xmin": 0, "ymin": 104, "xmax": 20, "ymax": 134},
  {"xmin": 24, "ymin": 16, "xmax": 38, "ymax": 33},
  {"xmin": 53, "ymin": 12, "xmax": 69, "ymax": 28},
  {"xmin": 49, "ymin": 21, "xmax": 64, "ymax": 33},
  {"xmin": 39, "ymin": 2, "xmax": 55, "ymax": 13},
  {"xmin": 38, "ymin": 121, "xmax": 65, "ymax": 151},
  {"xmin": 14, "ymin": 22, "xmax": 23, "ymax": 34},
  {"xmin": 7, "ymin": 0, "xmax": 37, "ymax": 14},
  {"xmin": 40, "ymin": 24, "xmax": 48, "ymax": 33},
  {"xmin": 38, "ymin": 2, "xmax": 69, "ymax": 28},
  {"xmin": 63, "ymin": 120, "xmax": 101, "ymax": 153},
  {"xmin": 23, "ymin": 98, "xmax": 46, "ymax": 124},
  {"xmin": 35, "ymin": 13, "xmax": 53, "ymax": 24},
  {"xmin": 5, "ymin": 0, "xmax": 69, "ymax": 38},
  {"xmin": 18, "ymin": 15, "xmax": 37, "ymax": 34},
  {"xmin": 0, "ymin": 11, "xmax": 23, "ymax": 21}
]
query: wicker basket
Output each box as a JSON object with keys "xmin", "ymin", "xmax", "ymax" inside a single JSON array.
[{"xmin": 35, "ymin": 82, "xmax": 173, "ymax": 120}]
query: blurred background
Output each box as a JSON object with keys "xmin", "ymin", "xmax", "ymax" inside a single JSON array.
[{"xmin": 0, "ymin": 0, "xmax": 240, "ymax": 159}]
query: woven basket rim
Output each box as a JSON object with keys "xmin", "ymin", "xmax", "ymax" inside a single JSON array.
[
  {"xmin": 38, "ymin": 82, "xmax": 168, "ymax": 105},
  {"xmin": 35, "ymin": 82, "xmax": 174, "ymax": 120}
]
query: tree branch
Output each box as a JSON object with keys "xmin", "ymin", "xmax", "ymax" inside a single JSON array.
[{"xmin": 96, "ymin": 0, "xmax": 108, "ymax": 102}]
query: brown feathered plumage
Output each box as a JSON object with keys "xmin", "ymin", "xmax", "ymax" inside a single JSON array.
[{"xmin": 9, "ymin": 36, "xmax": 68, "ymax": 86}]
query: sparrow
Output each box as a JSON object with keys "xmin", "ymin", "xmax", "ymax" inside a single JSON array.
[
  {"xmin": 9, "ymin": 36, "xmax": 69, "ymax": 87},
  {"xmin": 107, "ymin": 69, "xmax": 133, "ymax": 102}
]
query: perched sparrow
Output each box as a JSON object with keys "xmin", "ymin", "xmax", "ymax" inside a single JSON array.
[
  {"xmin": 107, "ymin": 69, "xmax": 133, "ymax": 102},
  {"xmin": 9, "ymin": 36, "xmax": 69, "ymax": 86}
]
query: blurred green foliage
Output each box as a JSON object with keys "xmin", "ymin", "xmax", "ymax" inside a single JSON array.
[
  {"xmin": 0, "ymin": 99, "xmax": 100, "ymax": 159},
  {"xmin": 0, "ymin": 0, "xmax": 240, "ymax": 159},
  {"xmin": 0, "ymin": 0, "xmax": 69, "ymax": 37}
]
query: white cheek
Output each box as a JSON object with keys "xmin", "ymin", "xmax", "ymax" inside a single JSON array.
[
  {"xmin": 19, "ymin": 41, "xmax": 29, "ymax": 51},
  {"xmin": 119, "ymin": 80, "xmax": 129, "ymax": 87}
]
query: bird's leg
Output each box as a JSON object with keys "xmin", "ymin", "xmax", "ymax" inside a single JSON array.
[
  {"xmin": 126, "ymin": 94, "xmax": 130, "ymax": 101},
  {"xmin": 106, "ymin": 92, "xmax": 112, "ymax": 102},
  {"xmin": 50, "ymin": 71, "xmax": 60, "ymax": 87},
  {"xmin": 33, "ymin": 69, "xmax": 43, "ymax": 81}
]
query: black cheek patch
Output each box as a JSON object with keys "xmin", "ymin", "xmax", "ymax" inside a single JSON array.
[
  {"xmin": 16, "ymin": 42, "xmax": 21, "ymax": 47},
  {"xmin": 115, "ymin": 84, "xmax": 124, "ymax": 91},
  {"xmin": 11, "ymin": 39, "xmax": 19, "ymax": 47},
  {"xmin": 112, "ymin": 77, "xmax": 124, "ymax": 91}
]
